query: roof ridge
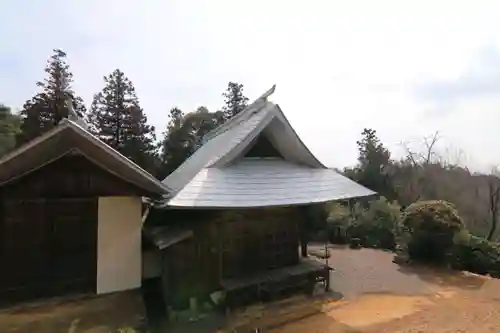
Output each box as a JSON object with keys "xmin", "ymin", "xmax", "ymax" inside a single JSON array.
[
  {"xmin": 203, "ymin": 85, "xmax": 276, "ymax": 142},
  {"xmin": 64, "ymin": 119, "xmax": 169, "ymax": 190}
]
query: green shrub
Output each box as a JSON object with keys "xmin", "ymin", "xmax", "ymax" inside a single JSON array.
[
  {"xmin": 397, "ymin": 200, "xmax": 465, "ymax": 264},
  {"xmin": 325, "ymin": 197, "xmax": 400, "ymax": 249},
  {"xmin": 326, "ymin": 202, "xmax": 351, "ymax": 226},
  {"xmin": 326, "ymin": 202, "xmax": 351, "ymax": 244},
  {"xmin": 451, "ymin": 234, "xmax": 500, "ymax": 276},
  {"xmin": 346, "ymin": 197, "xmax": 399, "ymax": 250}
]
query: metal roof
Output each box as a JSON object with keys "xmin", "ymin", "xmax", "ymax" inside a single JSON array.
[
  {"xmin": 166, "ymin": 158, "xmax": 375, "ymax": 208},
  {"xmin": 158, "ymin": 85, "xmax": 376, "ymax": 208}
]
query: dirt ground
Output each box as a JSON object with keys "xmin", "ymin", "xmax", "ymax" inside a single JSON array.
[
  {"xmin": 0, "ymin": 290, "xmax": 148, "ymax": 333},
  {"xmin": 267, "ymin": 247, "xmax": 500, "ymax": 333},
  {"xmin": 14, "ymin": 248, "xmax": 498, "ymax": 333}
]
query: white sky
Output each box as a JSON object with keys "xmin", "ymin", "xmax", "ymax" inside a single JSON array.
[{"xmin": 2, "ymin": 0, "xmax": 500, "ymax": 171}]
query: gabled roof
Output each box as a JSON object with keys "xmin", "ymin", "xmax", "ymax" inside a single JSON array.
[
  {"xmin": 159, "ymin": 86, "xmax": 375, "ymax": 208},
  {"xmin": 0, "ymin": 119, "xmax": 169, "ymax": 195}
]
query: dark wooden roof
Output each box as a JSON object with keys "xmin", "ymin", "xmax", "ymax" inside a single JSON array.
[
  {"xmin": 0, "ymin": 119, "xmax": 168, "ymax": 196},
  {"xmin": 143, "ymin": 226, "xmax": 193, "ymax": 250}
]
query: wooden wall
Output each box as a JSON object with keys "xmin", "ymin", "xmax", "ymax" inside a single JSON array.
[
  {"xmin": 161, "ymin": 206, "xmax": 302, "ymax": 308},
  {"xmin": 216, "ymin": 208, "xmax": 300, "ymax": 279},
  {"xmin": 0, "ymin": 154, "xmax": 149, "ymax": 304},
  {"xmin": 2, "ymin": 154, "xmax": 147, "ymax": 199}
]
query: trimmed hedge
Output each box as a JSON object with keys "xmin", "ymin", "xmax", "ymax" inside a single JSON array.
[{"xmin": 397, "ymin": 200, "xmax": 466, "ymax": 264}]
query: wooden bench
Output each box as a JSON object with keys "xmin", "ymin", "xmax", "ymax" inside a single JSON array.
[{"xmin": 222, "ymin": 259, "xmax": 331, "ymax": 311}]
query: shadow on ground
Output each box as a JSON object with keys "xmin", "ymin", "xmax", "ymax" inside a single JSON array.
[
  {"xmin": 225, "ymin": 291, "xmax": 345, "ymax": 333},
  {"xmin": 396, "ymin": 264, "xmax": 488, "ymax": 290},
  {"xmin": 158, "ymin": 289, "xmax": 344, "ymax": 333},
  {"xmin": 0, "ymin": 290, "xmax": 148, "ymax": 333}
]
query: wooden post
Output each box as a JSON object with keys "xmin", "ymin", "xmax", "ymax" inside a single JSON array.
[
  {"xmin": 217, "ymin": 221, "xmax": 223, "ymax": 282},
  {"xmin": 299, "ymin": 207, "xmax": 309, "ymax": 258},
  {"xmin": 324, "ymin": 242, "xmax": 330, "ymax": 292},
  {"xmin": 325, "ymin": 267, "xmax": 330, "ymax": 292},
  {"xmin": 325, "ymin": 243, "xmax": 328, "ymax": 267},
  {"xmin": 161, "ymin": 250, "xmax": 170, "ymax": 317}
]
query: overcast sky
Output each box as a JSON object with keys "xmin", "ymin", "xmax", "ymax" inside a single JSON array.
[{"xmin": 2, "ymin": 0, "xmax": 500, "ymax": 171}]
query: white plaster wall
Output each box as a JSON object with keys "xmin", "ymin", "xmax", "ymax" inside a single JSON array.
[{"xmin": 97, "ymin": 196, "xmax": 143, "ymax": 294}]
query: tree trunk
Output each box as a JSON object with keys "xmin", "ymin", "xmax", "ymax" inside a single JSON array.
[
  {"xmin": 487, "ymin": 217, "xmax": 497, "ymax": 241},
  {"xmin": 300, "ymin": 235, "xmax": 308, "ymax": 257},
  {"xmin": 487, "ymin": 180, "xmax": 500, "ymax": 241}
]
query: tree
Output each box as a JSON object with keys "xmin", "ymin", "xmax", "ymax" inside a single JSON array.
[
  {"xmin": 0, "ymin": 105, "xmax": 21, "ymax": 157},
  {"xmin": 160, "ymin": 107, "xmax": 187, "ymax": 177},
  {"xmin": 349, "ymin": 128, "xmax": 395, "ymax": 201},
  {"xmin": 88, "ymin": 69, "xmax": 158, "ymax": 173},
  {"xmin": 392, "ymin": 131, "xmax": 467, "ymax": 206},
  {"xmin": 222, "ymin": 82, "xmax": 249, "ymax": 120},
  {"xmin": 188, "ymin": 106, "xmax": 224, "ymax": 148},
  {"xmin": 18, "ymin": 49, "xmax": 86, "ymax": 144},
  {"xmin": 402, "ymin": 131, "xmax": 441, "ymax": 167},
  {"xmin": 159, "ymin": 106, "xmax": 223, "ymax": 179}
]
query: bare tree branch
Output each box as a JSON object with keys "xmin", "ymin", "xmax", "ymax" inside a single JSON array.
[
  {"xmin": 423, "ymin": 131, "xmax": 440, "ymax": 165},
  {"xmin": 394, "ymin": 132, "xmax": 443, "ymax": 205}
]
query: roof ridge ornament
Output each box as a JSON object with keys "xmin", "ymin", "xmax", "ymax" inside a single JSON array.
[
  {"xmin": 257, "ymin": 84, "xmax": 276, "ymax": 101},
  {"xmin": 65, "ymin": 96, "xmax": 89, "ymax": 130}
]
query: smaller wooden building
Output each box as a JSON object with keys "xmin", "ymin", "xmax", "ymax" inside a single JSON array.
[
  {"xmin": 0, "ymin": 119, "xmax": 169, "ymax": 306},
  {"xmin": 145, "ymin": 86, "xmax": 374, "ymax": 310}
]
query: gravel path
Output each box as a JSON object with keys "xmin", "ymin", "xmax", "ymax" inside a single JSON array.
[
  {"xmin": 273, "ymin": 247, "xmax": 500, "ymax": 333},
  {"xmin": 324, "ymin": 247, "xmax": 435, "ymax": 298}
]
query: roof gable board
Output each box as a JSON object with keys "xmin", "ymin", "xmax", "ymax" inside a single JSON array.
[
  {"xmin": 162, "ymin": 104, "xmax": 274, "ymax": 191},
  {"xmin": 208, "ymin": 104, "xmax": 324, "ymax": 168},
  {"xmin": 203, "ymin": 85, "xmax": 276, "ymax": 142},
  {"xmin": 207, "ymin": 103, "xmax": 276, "ymax": 168}
]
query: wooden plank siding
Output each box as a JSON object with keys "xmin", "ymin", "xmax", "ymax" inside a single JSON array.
[
  {"xmin": 161, "ymin": 207, "xmax": 301, "ymax": 308},
  {"xmin": 244, "ymin": 134, "xmax": 283, "ymax": 158},
  {"xmin": 216, "ymin": 208, "xmax": 299, "ymax": 279},
  {"xmin": 2, "ymin": 154, "xmax": 151, "ymax": 199},
  {"xmin": 0, "ymin": 154, "xmax": 149, "ymax": 305},
  {"xmin": 0, "ymin": 197, "xmax": 97, "ymax": 304}
]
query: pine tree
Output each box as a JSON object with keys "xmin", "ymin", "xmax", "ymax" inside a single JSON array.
[
  {"xmin": 353, "ymin": 128, "xmax": 396, "ymax": 201},
  {"xmin": 88, "ymin": 69, "xmax": 158, "ymax": 173},
  {"xmin": 17, "ymin": 49, "xmax": 87, "ymax": 144},
  {"xmin": 159, "ymin": 107, "xmax": 188, "ymax": 178},
  {"xmin": 222, "ymin": 82, "xmax": 249, "ymax": 120}
]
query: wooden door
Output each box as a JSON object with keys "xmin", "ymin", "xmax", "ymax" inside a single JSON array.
[
  {"xmin": 48, "ymin": 198, "xmax": 97, "ymax": 294},
  {"xmin": 0, "ymin": 199, "xmax": 50, "ymax": 301},
  {"xmin": 0, "ymin": 198, "xmax": 97, "ymax": 304}
]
